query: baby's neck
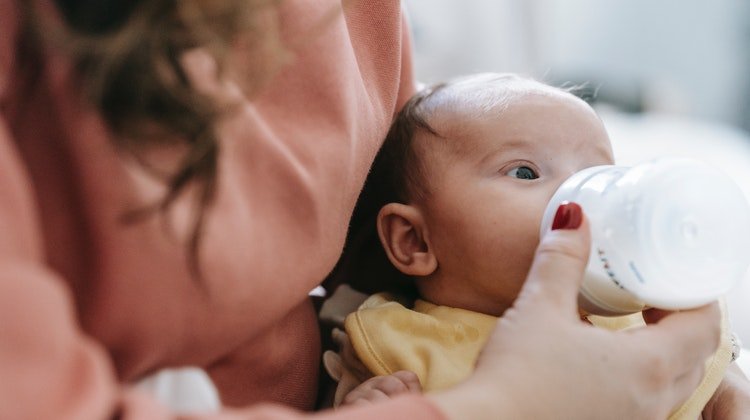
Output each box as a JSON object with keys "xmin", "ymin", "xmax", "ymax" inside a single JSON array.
[{"xmin": 416, "ymin": 292, "xmax": 512, "ymax": 318}]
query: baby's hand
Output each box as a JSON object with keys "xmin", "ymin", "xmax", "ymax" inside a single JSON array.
[{"xmin": 341, "ymin": 371, "xmax": 422, "ymax": 406}]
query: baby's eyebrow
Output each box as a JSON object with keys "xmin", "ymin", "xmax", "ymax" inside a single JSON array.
[{"xmin": 476, "ymin": 139, "xmax": 537, "ymax": 165}]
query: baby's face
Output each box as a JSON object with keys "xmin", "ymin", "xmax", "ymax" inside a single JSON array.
[{"xmin": 415, "ymin": 88, "xmax": 613, "ymax": 316}]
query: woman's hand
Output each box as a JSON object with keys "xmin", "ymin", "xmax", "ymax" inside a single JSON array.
[
  {"xmin": 429, "ymin": 203, "xmax": 722, "ymax": 420},
  {"xmin": 703, "ymin": 363, "xmax": 750, "ymax": 419}
]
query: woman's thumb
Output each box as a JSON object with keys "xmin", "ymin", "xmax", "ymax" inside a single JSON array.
[{"xmin": 517, "ymin": 202, "xmax": 592, "ymax": 316}]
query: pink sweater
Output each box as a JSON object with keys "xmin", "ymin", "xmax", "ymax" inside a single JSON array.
[{"xmin": 0, "ymin": 0, "xmax": 444, "ymax": 418}]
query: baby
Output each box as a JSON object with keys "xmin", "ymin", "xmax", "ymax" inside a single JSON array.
[{"xmin": 323, "ymin": 73, "xmax": 737, "ymax": 418}]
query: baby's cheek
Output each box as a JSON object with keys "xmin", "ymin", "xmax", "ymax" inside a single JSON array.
[{"xmin": 496, "ymin": 231, "xmax": 540, "ymax": 280}]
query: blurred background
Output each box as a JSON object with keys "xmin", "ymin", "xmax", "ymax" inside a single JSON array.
[
  {"xmin": 404, "ymin": 0, "xmax": 750, "ymax": 353},
  {"xmin": 405, "ymin": 0, "xmax": 750, "ymax": 128}
]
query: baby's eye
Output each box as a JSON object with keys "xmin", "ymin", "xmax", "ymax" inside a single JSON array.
[{"xmin": 506, "ymin": 166, "xmax": 539, "ymax": 180}]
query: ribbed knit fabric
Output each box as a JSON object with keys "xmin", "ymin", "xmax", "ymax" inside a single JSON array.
[{"xmin": 0, "ymin": 0, "xmax": 448, "ymax": 418}]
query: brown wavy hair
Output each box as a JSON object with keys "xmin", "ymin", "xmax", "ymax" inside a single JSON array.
[{"xmin": 21, "ymin": 0, "xmax": 286, "ymax": 281}]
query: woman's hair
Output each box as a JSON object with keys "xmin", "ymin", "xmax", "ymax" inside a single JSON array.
[{"xmin": 21, "ymin": 0, "xmax": 284, "ymax": 280}]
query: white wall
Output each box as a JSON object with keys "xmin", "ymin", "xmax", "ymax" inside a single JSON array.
[
  {"xmin": 405, "ymin": 0, "xmax": 750, "ymax": 128},
  {"xmin": 405, "ymin": 0, "xmax": 536, "ymax": 82},
  {"xmin": 532, "ymin": 0, "xmax": 750, "ymax": 126}
]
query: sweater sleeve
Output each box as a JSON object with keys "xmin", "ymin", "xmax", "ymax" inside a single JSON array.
[
  {"xmin": 0, "ymin": 115, "xmax": 120, "ymax": 419},
  {"xmin": 0, "ymin": 1, "xmax": 443, "ymax": 418},
  {"xmin": 0, "ymin": 5, "xmax": 110, "ymax": 420},
  {"xmin": 1, "ymin": 7, "xmax": 119, "ymax": 419},
  {"xmin": 0, "ymin": 101, "xmax": 447, "ymax": 420}
]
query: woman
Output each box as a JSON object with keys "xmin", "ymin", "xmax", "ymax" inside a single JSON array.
[{"xmin": 0, "ymin": 0, "xmax": 731, "ymax": 418}]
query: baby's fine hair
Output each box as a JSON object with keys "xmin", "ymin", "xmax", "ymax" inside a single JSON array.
[{"xmin": 379, "ymin": 73, "xmax": 562, "ymax": 203}]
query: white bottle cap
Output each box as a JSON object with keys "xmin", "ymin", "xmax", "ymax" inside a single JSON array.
[{"xmin": 540, "ymin": 157, "xmax": 750, "ymax": 315}]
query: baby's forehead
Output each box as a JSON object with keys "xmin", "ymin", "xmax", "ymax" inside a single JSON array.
[
  {"xmin": 412, "ymin": 75, "xmax": 608, "ymax": 171},
  {"xmin": 426, "ymin": 76, "xmax": 570, "ymax": 133},
  {"xmin": 417, "ymin": 77, "xmax": 567, "ymax": 151}
]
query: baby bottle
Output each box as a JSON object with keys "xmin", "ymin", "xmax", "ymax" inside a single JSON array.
[{"xmin": 539, "ymin": 157, "xmax": 750, "ymax": 316}]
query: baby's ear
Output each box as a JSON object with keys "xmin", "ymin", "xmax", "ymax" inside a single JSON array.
[{"xmin": 377, "ymin": 203, "xmax": 437, "ymax": 276}]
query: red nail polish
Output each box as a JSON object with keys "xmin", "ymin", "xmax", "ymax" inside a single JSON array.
[{"xmin": 551, "ymin": 201, "xmax": 583, "ymax": 230}]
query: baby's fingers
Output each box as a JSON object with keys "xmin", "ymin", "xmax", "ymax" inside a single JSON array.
[
  {"xmin": 390, "ymin": 371, "xmax": 422, "ymax": 393},
  {"xmin": 342, "ymin": 372, "xmax": 422, "ymax": 406},
  {"xmin": 363, "ymin": 372, "xmax": 421, "ymax": 396}
]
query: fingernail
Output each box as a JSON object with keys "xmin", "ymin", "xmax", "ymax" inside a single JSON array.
[{"xmin": 551, "ymin": 201, "xmax": 583, "ymax": 230}]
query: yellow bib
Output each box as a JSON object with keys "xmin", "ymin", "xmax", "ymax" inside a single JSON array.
[{"xmin": 345, "ymin": 293, "xmax": 732, "ymax": 420}]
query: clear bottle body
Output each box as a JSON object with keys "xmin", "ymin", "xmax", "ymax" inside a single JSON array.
[{"xmin": 540, "ymin": 157, "xmax": 750, "ymax": 315}]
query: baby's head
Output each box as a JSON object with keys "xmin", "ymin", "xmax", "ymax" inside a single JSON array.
[{"xmin": 376, "ymin": 73, "xmax": 614, "ymax": 316}]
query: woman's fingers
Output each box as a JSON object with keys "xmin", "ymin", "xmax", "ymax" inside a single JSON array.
[
  {"xmin": 517, "ymin": 203, "xmax": 590, "ymax": 318},
  {"xmin": 638, "ymin": 303, "xmax": 721, "ymax": 374},
  {"xmin": 670, "ymin": 365, "xmax": 706, "ymax": 410}
]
